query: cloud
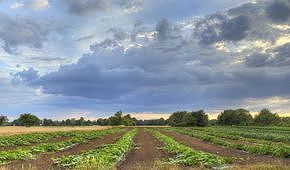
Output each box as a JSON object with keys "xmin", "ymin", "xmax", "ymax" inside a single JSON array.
[
  {"xmin": 6, "ymin": 0, "xmax": 290, "ymax": 116},
  {"xmin": 12, "ymin": 67, "xmax": 40, "ymax": 87},
  {"xmin": 65, "ymin": 0, "xmax": 107, "ymax": 16},
  {"xmin": 195, "ymin": 14, "xmax": 250, "ymax": 45},
  {"xmin": 245, "ymin": 43, "xmax": 290, "ymax": 67},
  {"xmin": 220, "ymin": 15, "xmax": 249, "ymax": 41},
  {"xmin": 266, "ymin": 0, "xmax": 290, "ymax": 23},
  {"xmin": 63, "ymin": 0, "xmax": 143, "ymax": 16},
  {"xmin": 0, "ymin": 14, "xmax": 50, "ymax": 53},
  {"xmin": 26, "ymin": 0, "xmax": 50, "ymax": 10}
]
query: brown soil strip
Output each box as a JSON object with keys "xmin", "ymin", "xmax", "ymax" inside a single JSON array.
[
  {"xmin": 117, "ymin": 128, "xmax": 172, "ymax": 170},
  {"xmin": 161, "ymin": 130, "xmax": 290, "ymax": 165},
  {"xmin": 0, "ymin": 136, "xmax": 71, "ymax": 151},
  {"xmin": 2, "ymin": 130, "xmax": 127, "ymax": 170}
]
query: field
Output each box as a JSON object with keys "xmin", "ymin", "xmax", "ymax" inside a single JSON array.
[
  {"xmin": 0, "ymin": 126, "xmax": 289, "ymax": 170},
  {"xmin": 0, "ymin": 126, "xmax": 110, "ymax": 136}
]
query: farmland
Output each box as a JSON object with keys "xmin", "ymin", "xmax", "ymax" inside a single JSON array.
[{"xmin": 0, "ymin": 126, "xmax": 289, "ymax": 170}]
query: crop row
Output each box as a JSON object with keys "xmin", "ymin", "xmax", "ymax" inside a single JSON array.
[
  {"xmin": 146, "ymin": 129, "xmax": 229, "ymax": 168},
  {"xmin": 0, "ymin": 128, "xmax": 124, "ymax": 164},
  {"xmin": 186, "ymin": 128, "xmax": 289, "ymax": 146},
  {"xmin": 168, "ymin": 128, "xmax": 290, "ymax": 158},
  {"xmin": 54, "ymin": 129, "xmax": 137, "ymax": 169},
  {"xmin": 0, "ymin": 131, "xmax": 75, "ymax": 147},
  {"xmin": 197, "ymin": 127, "xmax": 290, "ymax": 143}
]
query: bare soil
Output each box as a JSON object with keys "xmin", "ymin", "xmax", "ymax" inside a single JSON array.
[
  {"xmin": 1, "ymin": 130, "xmax": 127, "ymax": 170},
  {"xmin": 162, "ymin": 130, "xmax": 290, "ymax": 165},
  {"xmin": 117, "ymin": 128, "xmax": 172, "ymax": 170}
]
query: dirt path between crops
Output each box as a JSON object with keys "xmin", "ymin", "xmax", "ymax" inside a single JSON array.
[
  {"xmin": 117, "ymin": 128, "xmax": 172, "ymax": 170},
  {"xmin": 162, "ymin": 130, "xmax": 290, "ymax": 165},
  {"xmin": 2, "ymin": 130, "xmax": 128, "ymax": 170}
]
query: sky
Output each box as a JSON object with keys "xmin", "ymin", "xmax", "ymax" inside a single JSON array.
[{"xmin": 1, "ymin": 0, "xmax": 290, "ymax": 120}]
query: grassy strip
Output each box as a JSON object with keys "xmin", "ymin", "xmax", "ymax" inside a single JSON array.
[
  {"xmin": 54, "ymin": 128, "xmax": 137, "ymax": 169},
  {"xmin": 146, "ymin": 129, "xmax": 229, "ymax": 168},
  {"xmin": 0, "ymin": 128, "xmax": 123, "ymax": 164},
  {"xmin": 168, "ymin": 128, "xmax": 290, "ymax": 158}
]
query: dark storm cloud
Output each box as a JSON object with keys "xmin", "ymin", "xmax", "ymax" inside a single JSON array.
[
  {"xmin": 156, "ymin": 18, "xmax": 173, "ymax": 41},
  {"xmin": 10, "ymin": 0, "xmax": 290, "ymax": 111},
  {"xmin": 65, "ymin": 0, "xmax": 108, "ymax": 16},
  {"xmin": 195, "ymin": 14, "xmax": 250, "ymax": 45},
  {"xmin": 245, "ymin": 43, "xmax": 290, "ymax": 67},
  {"xmin": 220, "ymin": 15, "xmax": 249, "ymax": 41},
  {"xmin": 266, "ymin": 0, "xmax": 290, "ymax": 23},
  {"xmin": 0, "ymin": 14, "xmax": 50, "ymax": 53}
]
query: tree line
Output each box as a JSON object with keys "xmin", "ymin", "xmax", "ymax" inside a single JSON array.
[
  {"xmin": 0, "ymin": 108, "xmax": 289, "ymax": 127},
  {"xmin": 0, "ymin": 111, "xmax": 166, "ymax": 127}
]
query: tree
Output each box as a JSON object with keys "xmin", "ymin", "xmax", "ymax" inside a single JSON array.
[
  {"xmin": 16, "ymin": 113, "xmax": 41, "ymax": 127},
  {"xmin": 0, "ymin": 115, "xmax": 8, "ymax": 125},
  {"xmin": 43, "ymin": 119, "xmax": 54, "ymax": 126},
  {"xmin": 122, "ymin": 114, "xmax": 136, "ymax": 126},
  {"xmin": 254, "ymin": 108, "xmax": 280, "ymax": 126},
  {"xmin": 168, "ymin": 110, "xmax": 209, "ymax": 127},
  {"xmin": 217, "ymin": 109, "xmax": 253, "ymax": 126},
  {"xmin": 182, "ymin": 112, "xmax": 197, "ymax": 126},
  {"xmin": 193, "ymin": 110, "xmax": 208, "ymax": 127},
  {"xmin": 108, "ymin": 111, "xmax": 123, "ymax": 125},
  {"xmin": 236, "ymin": 109, "xmax": 253, "ymax": 126},
  {"xmin": 167, "ymin": 111, "xmax": 187, "ymax": 126}
]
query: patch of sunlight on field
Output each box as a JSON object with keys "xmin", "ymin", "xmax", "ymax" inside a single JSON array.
[{"xmin": 0, "ymin": 126, "xmax": 111, "ymax": 136}]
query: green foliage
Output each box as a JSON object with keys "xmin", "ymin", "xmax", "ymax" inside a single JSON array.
[
  {"xmin": 14, "ymin": 113, "xmax": 41, "ymax": 127},
  {"xmin": 147, "ymin": 129, "xmax": 228, "ymax": 168},
  {"xmin": 254, "ymin": 108, "xmax": 281, "ymax": 126},
  {"xmin": 167, "ymin": 111, "xmax": 187, "ymax": 126},
  {"xmin": 0, "ymin": 128, "xmax": 123, "ymax": 164},
  {"xmin": 168, "ymin": 127, "xmax": 290, "ymax": 158},
  {"xmin": 0, "ymin": 115, "xmax": 8, "ymax": 125},
  {"xmin": 54, "ymin": 129, "xmax": 137, "ymax": 169},
  {"xmin": 217, "ymin": 109, "xmax": 253, "ymax": 126},
  {"xmin": 168, "ymin": 110, "xmax": 208, "ymax": 127}
]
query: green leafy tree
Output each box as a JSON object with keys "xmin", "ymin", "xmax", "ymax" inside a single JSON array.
[
  {"xmin": 217, "ymin": 109, "xmax": 253, "ymax": 126},
  {"xmin": 182, "ymin": 112, "xmax": 197, "ymax": 126},
  {"xmin": 16, "ymin": 113, "xmax": 41, "ymax": 127},
  {"xmin": 236, "ymin": 109, "xmax": 253, "ymax": 125},
  {"xmin": 194, "ymin": 110, "xmax": 208, "ymax": 127},
  {"xmin": 122, "ymin": 114, "xmax": 136, "ymax": 126},
  {"xmin": 254, "ymin": 108, "xmax": 280, "ymax": 126},
  {"xmin": 43, "ymin": 119, "xmax": 54, "ymax": 126},
  {"xmin": 108, "ymin": 111, "xmax": 123, "ymax": 125},
  {"xmin": 0, "ymin": 115, "xmax": 8, "ymax": 125},
  {"xmin": 167, "ymin": 111, "xmax": 187, "ymax": 126}
]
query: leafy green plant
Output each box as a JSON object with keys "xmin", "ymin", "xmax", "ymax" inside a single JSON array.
[
  {"xmin": 168, "ymin": 127, "xmax": 290, "ymax": 158},
  {"xmin": 0, "ymin": 128, "xmax": 124, "ymax": 164},
  {"xmin": 54, "ymin": 129, "xmax": 137, "ymax": 169},
  {"xmin": 146, "ymin": 129, "xmax": 229, "ymax": 168}
]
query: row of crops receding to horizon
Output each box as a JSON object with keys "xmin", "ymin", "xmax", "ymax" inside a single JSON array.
[{"xmin": 0, "ymin": 126, "xmax": 289, "ymax": 169}]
